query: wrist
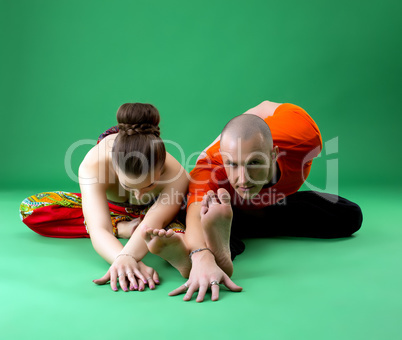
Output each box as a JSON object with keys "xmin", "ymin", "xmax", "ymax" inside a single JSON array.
[
  {"xmin": 190, "ymin": 248, "xmax": 215, "ymax": 263},
  {"xmin": 115, "ymin": 253, "xmax": 137, "ymax": 262}
]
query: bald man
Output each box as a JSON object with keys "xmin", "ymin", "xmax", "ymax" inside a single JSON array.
[{"xmin": 143, "ymin": 100, "xmax": 363, "ymax": 302}]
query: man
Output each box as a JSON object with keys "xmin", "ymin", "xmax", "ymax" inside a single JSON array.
[{"xmin": 142, "ymin": 100, "xmax": 363, "ymax": 302}]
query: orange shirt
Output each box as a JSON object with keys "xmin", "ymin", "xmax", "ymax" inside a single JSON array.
[{"xmin": 187, "ymin": 103, "xmax": 323, "ymax": 210}]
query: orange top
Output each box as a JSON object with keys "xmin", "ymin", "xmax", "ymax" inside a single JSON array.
[{"xmin": 187, "ymin": 103, "xmax": 323, "ymax": 210}]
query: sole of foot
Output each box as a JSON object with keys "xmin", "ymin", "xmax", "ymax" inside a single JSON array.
[
  {"xmin": 200, "ymin": 188, "xmax": 234, "ymax": 276},
  {"xmin": 143, "ymin": 228, "xmax": 191, "ymax": 278}
]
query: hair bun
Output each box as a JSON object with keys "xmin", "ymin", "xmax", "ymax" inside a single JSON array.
[
  {"xmin": 118, "ymin": 123, "xmax": 160, "ymax": 137},
  {"xmin": 116, "ymin": 103, "xmax": 161, "ymax": 138}
]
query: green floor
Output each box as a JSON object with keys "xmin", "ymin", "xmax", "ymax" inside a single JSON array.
[{"xmin": 1, "ymin": 186, "xmax": 401, "ymax": 340}]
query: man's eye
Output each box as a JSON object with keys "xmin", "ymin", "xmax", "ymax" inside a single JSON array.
[
  {"xmin": 248, "ymin": 161, "xmax": 260, "ymax": 166},
  {"xmin": 227, "ymin": 162, "xmax": 237, "ymax": 167}
]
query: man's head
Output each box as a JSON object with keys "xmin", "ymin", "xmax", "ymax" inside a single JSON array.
[{"xmin": 220, "ymin": 114, "xmax": 279, "ymax": 199}]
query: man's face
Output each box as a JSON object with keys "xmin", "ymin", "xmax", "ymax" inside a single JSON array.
[{"xmin": 220, "ymin": 135, "xmax": 275, "ymax": 199}]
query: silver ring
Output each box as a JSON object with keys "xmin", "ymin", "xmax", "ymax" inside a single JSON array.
[
  {"xmin": 183, "ymin": 282, "xmax": 189, "ymax": 289},
  {"xmin": 146, "ymin": 277, "xmax": 152, "ymax": 281},
  {"xmin": 210, "ymin": 280, "xmax": 219, "ymax": 286},
  {"xmin": 118, "ymin": 274, "xmax": 125, "ymax": 277}
]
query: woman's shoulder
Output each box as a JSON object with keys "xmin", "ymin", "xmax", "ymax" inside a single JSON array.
[
  {"xmin": 98, "ymin": 133, "xmax": 118, "ymax": 152},
  {"xmin": 79, "ymin": 135, "xmax": 116, "ymax": 177},
  {"xmin": 164, "ymin": 152, "xmax": 184, "ymax": 170},
  {"xmin": 159, "ymin": 152, "xmax": 188, "ymax": 182}
]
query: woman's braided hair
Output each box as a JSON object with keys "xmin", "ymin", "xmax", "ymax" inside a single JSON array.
[
  {"xmin": 112, "ymin": 103, "xmax": 166, "ymax": 177},
  {"xmin": 117, "ymin": 123, "xmax": 160, "ymax": 137}
]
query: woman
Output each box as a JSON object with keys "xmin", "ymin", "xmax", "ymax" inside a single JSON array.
[{"xmin": 20, "ymin": 103, "xmax": 189, "ymax": 292}]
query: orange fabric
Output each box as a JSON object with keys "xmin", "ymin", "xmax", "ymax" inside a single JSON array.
[{"xmin": 187, "ymin": 103, "xmax": 323, "ymax": 210}]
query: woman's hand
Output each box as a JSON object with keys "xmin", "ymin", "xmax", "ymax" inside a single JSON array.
[
  {"xmin": 116, "ymin": 218, "xmax": 142, "ymax": 239},
  {"xmin": 137, "ymin": 261, "xmax": 160, "ymax": 289},
  {"xmin": 93, "ymin": 254, "xmax": 159, "ymax": 292}
]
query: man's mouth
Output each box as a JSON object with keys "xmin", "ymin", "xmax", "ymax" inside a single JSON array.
[{"xmin": 238, "ymin": 185, "xmax": 254, "ymax": 192}]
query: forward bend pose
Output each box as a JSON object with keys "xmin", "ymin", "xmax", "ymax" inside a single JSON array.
[
  {"xmin": 143, "ymin": 100, "xmax": 363, "ymax": 302},
  {"xmin": 20, "ymin": 103, "xmax": 189, "ymax": 292}
]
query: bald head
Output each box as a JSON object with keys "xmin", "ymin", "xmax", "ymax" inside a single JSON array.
[
  {"xmin": 219, "ymin": 114, "xmax": 278, "ymax": 200},
  {"xmin": 221, "ymin": 114, "xmax": 273, "ymax": 150}
]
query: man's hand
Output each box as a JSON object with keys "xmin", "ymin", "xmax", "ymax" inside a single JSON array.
[{"xmin": 168, "ymin": 251, "xmax": 242, "ymax": 302}]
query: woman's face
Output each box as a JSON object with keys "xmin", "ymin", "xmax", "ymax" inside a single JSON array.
[{"xmin": 117, "ymin": 167, "xmax": 162, "ymax": 202}]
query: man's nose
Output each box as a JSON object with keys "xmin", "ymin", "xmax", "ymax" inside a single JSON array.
[{"xmin": 238, "ymin": 166, "xmax": 247, "ymax": 185}]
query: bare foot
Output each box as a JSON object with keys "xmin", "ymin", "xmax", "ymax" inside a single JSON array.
[
  {"xmin": 142, "ymin": 228, "xmax": 191, "ymax": 278},
  {"xmin": 200, "ymin": 188, "xmax": 234, "ymax": 276}
]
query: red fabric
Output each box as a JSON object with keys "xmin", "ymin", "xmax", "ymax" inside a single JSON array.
[
  {"xmin": 22, "ymin": 193, "xmax": 142, "ymax": 238},
  {"xmin": 187, "ymin": 103, "xmax": 323, "ymax": 210}
]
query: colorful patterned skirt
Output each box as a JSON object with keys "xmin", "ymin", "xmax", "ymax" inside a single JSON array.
[{"xmin": 19, "ymin": 191, "xmax": 185, "ymax": 238}]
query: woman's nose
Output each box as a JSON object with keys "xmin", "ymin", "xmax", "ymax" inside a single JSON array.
[{"xmin": 133, "ymin": 189, "xmax": 142, "ymax": 199}]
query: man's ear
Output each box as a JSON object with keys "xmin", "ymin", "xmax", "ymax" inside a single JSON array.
[{"xmin": 271, "ymin": 146, "xmax": 279, "ymax": 162}]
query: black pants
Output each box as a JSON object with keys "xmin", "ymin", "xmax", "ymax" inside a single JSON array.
[{"xmin": 229, "ymin": 191, "xmax": 363, "ymax": 260}]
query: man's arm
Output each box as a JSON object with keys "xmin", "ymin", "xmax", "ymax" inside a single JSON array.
[
  {"xmin": 183, "ymin": 203, "xmax": 208, "ymax": 253},
  {"xmin": 198, "ymin": 101, "xmax": 282, "ymax": 159},
  {"xmin": 243, "ymin": 100, "xmax": 282, "ymax": 119}
]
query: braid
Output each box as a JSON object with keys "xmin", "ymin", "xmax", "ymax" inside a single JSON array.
[
  {"xmin": 113, "ymin": 103, "xmax": 165, "ymax": 177},
  {"xmin": 118, "ymin": 123, "xmax": 160, "ymax": 137}
]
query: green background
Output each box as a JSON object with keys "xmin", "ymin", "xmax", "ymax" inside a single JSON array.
[
  {"xmin": 1, "ymin": 0, "xmax": 401, "ymax": 339},
  {"xmin": 2, "ymin": 0, "xmax": 401, "ymax": 191}
]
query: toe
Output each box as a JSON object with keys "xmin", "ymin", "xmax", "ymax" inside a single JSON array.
[
  {"xmin": 165, "ymin": 229, "xmax": 174, "ymax": 237},
  {"xmin": 208, "ymin": 190, "xmax": 218, "ymax": 204},
  {"xmin": 217, "ymin": 188, "xmax": 231, "ymax": 205}
]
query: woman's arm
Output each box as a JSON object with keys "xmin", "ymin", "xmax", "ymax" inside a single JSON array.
[
  {"xmin": 79, "ymin": 158, "xmax": 156, "ymax": 290},
  {"xmin": 79, "ymin": 143, "xmax": 160, "ymax": 291},
  {"xmin": 122, "ymin": 153, "xmax": 189, "ymax": 261},
  {"xmin": 79, "ymin": 156, "xmax": 124, "ymax": 264}
]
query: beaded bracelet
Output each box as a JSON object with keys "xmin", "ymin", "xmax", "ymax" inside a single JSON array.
[{"xmin": 189, "ymin": 248, "xmax": 213, "ymax": 263}]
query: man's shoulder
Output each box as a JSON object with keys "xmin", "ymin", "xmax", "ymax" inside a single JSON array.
[
  {"xmin": 264, "ymin": 103, "xmax": 307, "ymax": 121},
  {"xmin": 267, "ymin": 103, "xmax": 321, "ymax": 150},
  {"xmin": 196, "ymin": 139, "xmax": 223, "ymax": 165}
]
